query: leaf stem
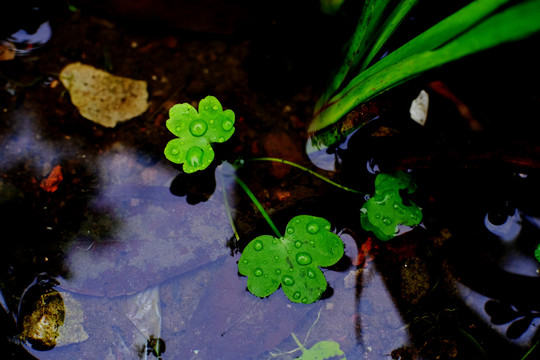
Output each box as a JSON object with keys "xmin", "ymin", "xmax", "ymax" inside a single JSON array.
[
  {"xmin": 219, "ymin": 168, "xmax": 240, "ymax": 241},
  {"xmin": 246, "ymin": 157, "xmax": 363, "ymax": 194},
  {"xmin": 290, "ymin": 332, "xmax": 306, "ymax": 352},
  {"xmin": 234, "ymin": 175, "xmax": 282, "ymax": 238}
]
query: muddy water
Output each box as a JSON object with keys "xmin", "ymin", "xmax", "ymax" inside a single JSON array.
[{"xmin": 2, "ymin": 1, "xmax": 540, "ymax": 359}]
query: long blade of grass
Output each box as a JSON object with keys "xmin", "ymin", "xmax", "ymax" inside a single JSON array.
[
  {"xmin": 311, "ymin": 0, "xmax": 512, "ymax": 132},
  {"xmin": 358, "ymin": 0, "xmax": 419, "ymax": 73},
  {"xmin": 318, "ymin": 0, "xmax": 540, "ymax": 132},
  {"xmin": 317, "ymin": 0, "xmax": 392, "ymax": 108}
]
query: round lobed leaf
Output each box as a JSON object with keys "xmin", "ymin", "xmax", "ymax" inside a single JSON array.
[
  {"xmin": 198, "ymin": 96, "xmax": 236, "ymax": 143},
  {"xmin": 164, "ymin": 96, "xmax": 235, "ymax": 172},
  {"xmin": 238, "ymin": 215, "xmax": 344, "ymax": 304}
]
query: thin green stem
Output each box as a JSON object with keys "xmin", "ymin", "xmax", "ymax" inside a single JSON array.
[
  {"xmin": 219, "ymin": 169, "xmax": 240, "ymax": 241},
  {"xmin": 521, "ymin": 338, "xmax": 540, "ymax": 360},
  {"xmin": 246, "ymin": 157, "xmax": 363, "ymax": 194},
  {"xmin": 234, "ymin": 175, "xmax": 282, "ymax": 238}
]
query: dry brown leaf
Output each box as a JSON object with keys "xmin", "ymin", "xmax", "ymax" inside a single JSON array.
[{"xmin": 60, "ymin": 62, "xmax": 148, "ymax": 127}]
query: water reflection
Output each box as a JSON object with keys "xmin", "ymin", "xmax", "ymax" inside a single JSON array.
[
  {"xmin": 356, "ymin": 266, "xmax": 409, "ymax": 357},
  {"xmin": 60, "ymin": 148, "xmax": 233, "ymax": 297},
  {"xmin": 1, "ymin": 21, "xmax": 52, "ymax": 57}
]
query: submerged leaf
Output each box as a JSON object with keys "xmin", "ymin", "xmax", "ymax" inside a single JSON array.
[
  {"xmin": 361, "ymin": 171, "xmax": 422, "ymax": 240},
  {"xmin": 238, "ymin": 215, "xmax": 344, "ymax": 303},
  {"xmin": 297, "ymin": 340, "xmax": 346, "ymax": 360}
]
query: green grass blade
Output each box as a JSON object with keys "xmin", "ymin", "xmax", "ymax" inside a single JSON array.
[
  {"xmin": 358, "ymin": 0, "xmax": 419, "ymax": 73},
  {"xmin": 317, "ymin": 0, "xmax": 393, "ymax": 109},
  {"xmin": 311, "ymin": 0, "xmax": 512, "ymax": 132}
]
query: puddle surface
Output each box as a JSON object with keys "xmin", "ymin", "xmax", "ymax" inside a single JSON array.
[{"xmin": 2, "ymin": 2, "xmax": 540, "ymax": 359}]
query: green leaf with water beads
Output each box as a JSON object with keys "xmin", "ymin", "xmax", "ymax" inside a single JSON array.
[
  {"xmin": 534, "ymin": 244, "xmax": 540, "ymax": 263},
  {"xmin": 238, "ymin": 215, "xmax": 344, "ymax": 304},
  {"xmin": 360, "ymin": 171, "xmax": 422, "ymax": 241},
  {"xmin": 164, "ymin": 95, "xmax": 235, "ymax": 173}
]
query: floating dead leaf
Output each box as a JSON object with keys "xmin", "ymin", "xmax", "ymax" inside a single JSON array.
[{"xmin": 60, "ymin": 62, "xmax": 148, "ymax": 127}]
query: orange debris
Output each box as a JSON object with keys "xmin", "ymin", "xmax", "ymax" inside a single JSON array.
[{"xmin": 40, "ymin": 165, "xmax": 63, "ymax": 192}]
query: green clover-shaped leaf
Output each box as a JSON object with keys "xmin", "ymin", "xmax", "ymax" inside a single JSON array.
[
  {"xmin": 238, "ymin": 215, "xmax": 344, "ymax": 304},
  {"xmin": 360, "ymin": 171, "xmax": 422, "ymax": 241},
  {"xmin": 164, "ymin": 96, "xmax": 235, "ymax": 173}
]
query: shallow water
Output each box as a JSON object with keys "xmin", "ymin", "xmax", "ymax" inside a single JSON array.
[{"xmin": 2, "ymin": 1, "xmax": 540, "ymax": 359}]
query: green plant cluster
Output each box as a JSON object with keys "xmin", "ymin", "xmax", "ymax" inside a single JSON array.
[{"xmin": 163, "ymin": 98, "xmax": 424, "ymax": 306}]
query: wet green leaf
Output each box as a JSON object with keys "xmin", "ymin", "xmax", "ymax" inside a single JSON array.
[
  {"xmin": 361, "ymin": 171, "xmax": 422, "ymax": 240},
  {"xmin": 164, "ymin": 96, "xmax": 235, "ymax": 173},
  {"xmin": 238, "ymin": 215, "xmax": 344, "ymax": 304}
]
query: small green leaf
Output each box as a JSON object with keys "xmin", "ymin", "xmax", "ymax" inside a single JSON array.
[
  {"xmin": 164, "ymin": 96, "xmax": 235, "ymax": 173},
  {"xmin": 238, "ymin": 215, "xmax": 344, "ymax": 304},
  {"xmin": 361, "ymin": 171, "xmax": 422, "ymax": 241}
]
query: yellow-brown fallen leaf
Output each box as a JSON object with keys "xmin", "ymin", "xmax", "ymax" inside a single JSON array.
[{"xmin": 60, "ymin": 62, "xmax": 148, "ymax": 127}]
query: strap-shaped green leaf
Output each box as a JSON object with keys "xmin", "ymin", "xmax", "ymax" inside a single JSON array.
[{"xmin": 310, "ymin": 0, "xmax": 540, "ymax": 133}]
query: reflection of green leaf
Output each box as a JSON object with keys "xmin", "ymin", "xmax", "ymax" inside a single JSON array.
[
  {"xmin": 361, "ymin": 171, "xmax": 422, "ymax": 240},
  {"xmin": 238, "ymin": 215, "xmax": 344, "ymax": 304},
  {"xmin": 296, "ymin": 340, "xmax": 346, "ymax": 360},
  {"xmin": 289, "ymin": 332, "xmax": 346, "ymax": 360},
  {"xmin": 164, "ymin": 96, "xmax": 235, "ymax": 173}
]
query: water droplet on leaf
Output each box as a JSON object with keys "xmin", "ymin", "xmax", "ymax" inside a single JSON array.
[
  {"xmin": 307, "ymin": 222, "xmax": 320, "ymax": 234},
  {"xmin": 281, "ymin": 275, "xmax": 295, "ymax": 286},
  {"xmin": 296, "ymin": 252, "xmax": 312, "ymax": 265},
  {"xmin": 223, "ymin": 120, "xmax": 233, "ymax": 131},
  {"xmin": 253, "ymin": 240, "xmax": 263, "ymax": 251},
  {"xmin": 189, "ymin": 119, "xmax": 208, "ymax": 137},
  {"xmin": 294, "ymin": 240, "xmax": 302, "ymax": 248},
  {"xmin": 254, "ymin": 268, "xmax": 263, "ymax": 277},
  {"xmin": 186, "ymin": 146, "xmax": 203, "ymax": 167}
]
